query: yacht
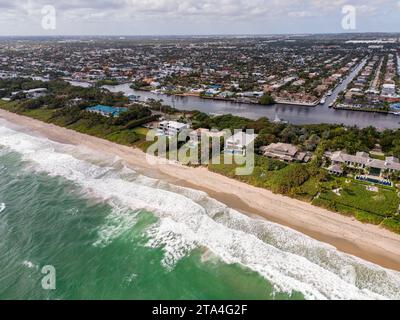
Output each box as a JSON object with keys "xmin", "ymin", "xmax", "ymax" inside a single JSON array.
[
  {"xmin": 128, "ymin": 94, "xmax": 141, "ymax": 102},
  {"xmin": 273, "ymin": 114, "xmax": 288, "ymax": 124}
]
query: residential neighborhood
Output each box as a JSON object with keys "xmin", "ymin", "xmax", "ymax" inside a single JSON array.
[
  {"xmin": 2, "ymin": 35, "xmax": 397, "ymax": 108},
  {"xmin": 336, "ymin": 52, "xmax": 400, "ymax": 113}
]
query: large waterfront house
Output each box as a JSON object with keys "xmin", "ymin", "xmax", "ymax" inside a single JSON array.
[
  {"xmin": 189, "ymin": 128, "xmax": 226, "ymax": 145},
  {"xmin": 11, "ymin": 87, "xmax": 48, "ymax": 99},
  {"xmin": 157, "ymin": 120, "xmax": 190, "ymax": 137},
  {"xmin": 224, "ymin": 132, "xmax": 258, "ymax": 156},
  {"xmin": 260, "ymin": 143, "xmax": 311, "ymax": 163},
  {"xmin": 381, "ymin": 83, "xmax": 396, "ymax": 98},
  {"xmin": 326, "ymin": 151, "xmax": 400, "ymax": 176}
]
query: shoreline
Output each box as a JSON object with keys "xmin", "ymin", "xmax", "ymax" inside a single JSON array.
[
  {"xmin": 1, "ymin": 109, "xmax": 400, "ymax": 271},
  {"xmin": 100, "ymin": 83, "xmax": 400, "ymax": 129},
  {"xmin": 334, "ymin": 104, "xmax": 392, "ymax": 114},
  {"xmin": 133, "ymin": 87, "xmax": 319, "ymax": 107}
]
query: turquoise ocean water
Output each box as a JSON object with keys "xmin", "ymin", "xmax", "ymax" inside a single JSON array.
[{"xmin": 0, "ymin": 119, "xmax": 399, "ymax": 300}]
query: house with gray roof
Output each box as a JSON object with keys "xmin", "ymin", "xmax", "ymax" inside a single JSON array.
[
  {"xmin": 327, "ymin": 151, "xmax": 400, "ymax": 176},
  {"xmin": 261, "ymin": 143, "xmax": 311, "ymax": 163}
]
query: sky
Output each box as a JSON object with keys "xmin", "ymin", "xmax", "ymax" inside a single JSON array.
[{"xmin": 0, "ymin": 0, "xmax": 399, "ymax": 36}]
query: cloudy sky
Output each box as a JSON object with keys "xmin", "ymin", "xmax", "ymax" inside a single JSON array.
[{"xmin": 0, "ymin": 0, "xmax": 399, "ymax": 36}]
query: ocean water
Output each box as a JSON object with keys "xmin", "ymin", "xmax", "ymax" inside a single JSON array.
[{"xmin": 0, "ymin": 119, "xmax": 399, "ymax": 300}]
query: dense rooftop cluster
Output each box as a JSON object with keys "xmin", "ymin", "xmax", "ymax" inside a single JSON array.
[
  {"xmin": 1, "ymin": 35, "xmax": 398, "ymax": 106},
  {"xmin": 338, "ymin": 50, "xmax": 400, "ymax": 112}
]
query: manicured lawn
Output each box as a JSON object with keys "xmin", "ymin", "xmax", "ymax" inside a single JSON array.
[
  {"xmin": 318, "ymin": 181, "xmax": 399, "ymax": 217},
  {"xmin": 314, "ymin": 178, "xmax": 400, "ymax": 232},
  {"xmin": 369, "ymin": 153, "xmax": 386, "ymax": 160}
]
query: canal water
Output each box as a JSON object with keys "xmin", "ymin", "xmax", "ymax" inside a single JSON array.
[{"xmin": 84, "ymin": 59, "xmax": 400, "ymax": 129}]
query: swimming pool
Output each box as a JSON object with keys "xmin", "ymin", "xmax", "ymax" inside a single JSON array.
[
  {"xmin": 391, "ymin": 103, "xmax": 400, "ymax": 111},
  {"xmin": 356, "ymin": 175, "xmax": 392, "ymax": 187}
]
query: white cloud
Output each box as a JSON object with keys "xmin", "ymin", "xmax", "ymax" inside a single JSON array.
[
  {"xmin": 288, "ymin": 11, "xmax": 315, "ymax": 18},
  {"xmin": 0, "ymin": 0, "xmax": 393, "ymax": 20},
  {"xmin": 0, "ymin": 0, "xmax": 397, "ymax": 34}
]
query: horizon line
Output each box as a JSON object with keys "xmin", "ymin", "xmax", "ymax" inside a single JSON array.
[{"xmin": 0, "ymin": 31, "xmax": 400, "ymax": 38}]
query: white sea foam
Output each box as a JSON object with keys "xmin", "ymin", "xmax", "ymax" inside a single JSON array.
[
  {"xmin": 0, "ymin": 122, "xmax": 400, "ymax": 300},
  {"xmin": 22, "ymin": 260, "xmax": 38, "ymax": 270},
  {"xmin": 66, "ymin": 207, "xmax": 79, "ymax": 216},
  {"xmin": 93, "ymin": 202, "xmax": 140, "ymax": 247},
  {"xmin": 122, "ymin": 273, "xmax": 138, "ymax": 288}
]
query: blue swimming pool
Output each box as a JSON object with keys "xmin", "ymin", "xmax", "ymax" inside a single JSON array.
[
  {"xmin": 86, "ymin": 104, "xmax": 128, "ymax": 116},
  {"xmin": 391, "ymin": 103, "xmax": 400, "ymax": 111},
  {"xmin": 356, "ymin": 175, "xmax": 392, "ymax": 187}
]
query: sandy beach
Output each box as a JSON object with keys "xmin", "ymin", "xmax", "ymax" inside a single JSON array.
[{"xmin": 1, "ymin": 108, "xmax": 400, "ymax": 271}]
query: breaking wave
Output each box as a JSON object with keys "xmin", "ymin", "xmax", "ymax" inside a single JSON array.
[
  {"xmin": 22, "ymin": 260, "xmax": 39, "ymax": 270},
  {"xmin": 0, "ymin": 120, "xmax": 400, "ymax": 300}
]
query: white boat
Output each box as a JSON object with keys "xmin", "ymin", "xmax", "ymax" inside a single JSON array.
[
  {"xmin": 208, "ymin": 112, "xmax": 223, "ymax": 117},
  {"xmin": 128, "ymin": 94, "xmax": 141, "ymax": 102},
  {"xmin": 320, "ymin": 97, "xmax": 326, "ymax": 105},
  {"xmin": 273, "ymin": 114, "xmax": 288, "ymax": 124},
  {"xmin": 0, "ymin": 203, "xmax": 5, "ymax": 213}
]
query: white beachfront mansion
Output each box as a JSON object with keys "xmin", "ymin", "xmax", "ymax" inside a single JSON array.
[
  {"xmin": 157, "ymin": 121, "xmax": 190, "ymax": 137},
  {"xmin": 326, "ymin": 151, "xmax": 400, "ymax": 176},
  {"xmin": 224, "ymin": 132, "xmax": 258, "ymax": 156}
]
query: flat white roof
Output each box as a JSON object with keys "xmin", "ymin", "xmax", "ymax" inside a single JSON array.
[
  {"xmin": 383, "ymin": 84, "xmax": 395, "ymax": 89},
  {"xmin": 226, "ymin": 131, "xmax": 258, "ymax": 146},
  {"xmin": 160, "ymin": 120, "xmax": 188, "ymax": 129},
  {"xmin": 26, "ymin": 88, "xmax": 47, "ymax": 92}
]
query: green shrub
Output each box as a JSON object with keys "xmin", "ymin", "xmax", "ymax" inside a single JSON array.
[
  {"xmin": 270, "ymin": 164, "xmax": 310, "ymax": 194},
  {"xmin": 355, "ymin": 211, "xmax": 384, "ymax": 225},
  {"xmin": 382, "ymin": 218, "xmax": 400, "ymax": 234}
]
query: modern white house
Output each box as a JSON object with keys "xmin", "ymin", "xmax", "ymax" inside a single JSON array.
[
  {"xmin": 188, "ymin": 128, "xmax": 226, "ymax": 147},
  {"xmin": 381, "ymin": 83, "xmax": 396, "ymax": 97},
  {"xmin": 157, "ymin": 121, "xmax": 190, "ymax": 137},
  {"xmin": 11, "ymin": 88, "xmax": 48, "ymax": 99},
  {"xmin": 205, "ymin": 88, "xmax": 220, "ymax": 95},
  {"xmin": 189, "ymin": 128, "xmax": 225, "ymax": 141},
  {"xmin": 224, "ymin": 132, "xmax": 258, "ymax": 156}
]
